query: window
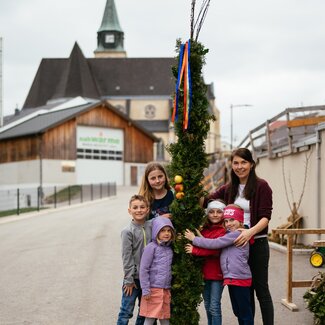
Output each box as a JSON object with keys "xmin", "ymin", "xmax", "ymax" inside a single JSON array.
[{"xmin": 145, "ymin": 104, "xmax": 156, "ymax": 119}]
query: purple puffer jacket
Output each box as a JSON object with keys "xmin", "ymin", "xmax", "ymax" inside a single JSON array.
[
  {"xmin": 193, "ymin": 230, "xmax": 251, "ymax": 281},
  {"xmin": 140, "ymin": 217, "xmax": 174, "ymax": 296}
]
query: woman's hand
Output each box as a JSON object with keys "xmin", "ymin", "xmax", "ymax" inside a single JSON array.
[
  {"xmin": 184, "ymin": 229, "xmax": 195, "ymax": 241},
  {"xmin": 234, "ymin": 228, "xmax": 253, "ymax": 247},
  {"xmin": 160, "ymin": 213, "xmax": 172, "ymax": 219},
  {"xmin": 185, "ymin": 243, "xmax": 193, "ymax": 254}
]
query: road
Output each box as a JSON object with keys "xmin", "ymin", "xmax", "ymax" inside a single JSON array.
[{"xmin": 0, "ymin": 186, "xmax": 317, "ymax": 324}]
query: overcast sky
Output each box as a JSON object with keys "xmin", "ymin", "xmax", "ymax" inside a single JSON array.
[{"xmin": 1, "ymin": 0, "xmax": 325, "ymax": 145}]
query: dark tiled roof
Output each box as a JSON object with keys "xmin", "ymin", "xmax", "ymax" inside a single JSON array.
[
  {"xmin": 135, "ymin": 120, "xmax": 170, "ymax": 133},
  {"xmin": 23, "ymin": 43, "xmax": 100, "ymax": 108},
  {"xmin": 23, "ymin": 43, "xmax": 177, "ymax": 109},
  {"xmin": 51, "ymin": 43, "xmax": 100, "ymax": 101},
  {"xmin": 88, "ymin": 57, "xmax": 176, "ymax": 97},
  {"xmin": 22, "ymin": 43, "xmax": 215, "ymax": 122}
]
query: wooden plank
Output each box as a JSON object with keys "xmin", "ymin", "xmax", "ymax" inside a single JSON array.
[
  {"xmin": 281, "ymin": 299, "xmax": 298, "ymax": 311},
  {"xmin": 273, "ymin": 228, "xmax": 325, "ymax": 235},
  {"xmin": 313, "ymin": 240, "xmax": 325, "ymax": 247},
  {"xmin": 287, "ymin": 116, "xmax": 325, "ymax": 127},
  {"xmin": 287, "ymin": 235, "xmax": 293, "ymax": 303},
  {"xmin": 292, "ymin": 280, "xmax": 313, "ymax": 288},
  {"xmin": 276, "ymin": 230, "xmax": 325, "ymax": 310}
]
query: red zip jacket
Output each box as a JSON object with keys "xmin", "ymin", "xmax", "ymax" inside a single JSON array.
[
  {"xmin": 191, "ymin": 222, "xmax": 226, "ymax": 280},
  {"xmin": 204, "ymin": 178, "xmax": 272, "ymax": 236}
]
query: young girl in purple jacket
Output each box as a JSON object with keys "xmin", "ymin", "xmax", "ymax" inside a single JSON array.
[
  {"xmin": 139, "ymin": 217, "xmax": 175, "ymax": 325},
  {"xmin": 185, "ymin": 205, "xmax": 254, "ymax": 325}
]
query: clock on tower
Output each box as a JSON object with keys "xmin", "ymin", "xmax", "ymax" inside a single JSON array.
[{"xmin": 105, "ymin": 33, "xmax": 115, "ymax": 44}]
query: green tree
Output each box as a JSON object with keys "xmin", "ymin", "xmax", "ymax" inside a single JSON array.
[{"xmin": 167, "ymin": 38, "xmax": 215, "ymax": 325}]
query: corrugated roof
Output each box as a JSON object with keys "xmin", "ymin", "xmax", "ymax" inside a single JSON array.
[
  {"xmin": 0, "ymin": 99, "xmax": 158, "ymax": 142},
  {"xmin": 0, "ymin": 102, "xmax": 96, "ymax": 140}
]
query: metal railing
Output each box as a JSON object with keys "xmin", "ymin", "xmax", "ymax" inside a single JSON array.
[
  {"xmin": 0, "ymin": 182, "xmax": 116, "ymax": 216},
  {"xmin": 238, "ymin": 105, "xmax": 325, "ymax": 159}
]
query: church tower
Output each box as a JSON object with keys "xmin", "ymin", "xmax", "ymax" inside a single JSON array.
[{"xmin": 94, "ymin": 0, "xmax": 127, "ymax": 58}]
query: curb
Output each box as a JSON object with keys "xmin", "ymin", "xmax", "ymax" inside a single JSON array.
[
  {"xmin": 0, "ymin": 195, "xmax": 116, "ymax": 225},
  {"xmin": 269, "ymin": 241, "xmax": 314, "ymax": 255}
]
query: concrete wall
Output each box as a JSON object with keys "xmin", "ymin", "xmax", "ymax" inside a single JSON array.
[
  {"xmin": 0, "ymin": 160, "xmax": 41, "ymax": 187},
  {"xmin": 0, "ymin": 159, "xmax": 76, "ymax": 188},
  {"xmin": 256, "ymin": 127, "xmax": 324, "ymax": 244}
]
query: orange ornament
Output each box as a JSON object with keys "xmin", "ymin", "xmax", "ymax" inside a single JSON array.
[{"xmin": 175, "ymin": 192, "xmax": 185, "ymax": 200}]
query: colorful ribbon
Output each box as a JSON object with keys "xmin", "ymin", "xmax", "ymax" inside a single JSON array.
[{"xmin": 172, "ymin": 40, "xmax": 192, "ymax": 130}]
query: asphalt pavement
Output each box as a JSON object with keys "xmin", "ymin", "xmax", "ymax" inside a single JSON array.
[{"xmin": 0, "ymin": 186, "xmax": 318, "ymax": 325}]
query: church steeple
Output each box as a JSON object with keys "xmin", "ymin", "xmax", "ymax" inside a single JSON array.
[{"xmin": 94, "ymin": 0, "xmax": 126, "ymax": 58}]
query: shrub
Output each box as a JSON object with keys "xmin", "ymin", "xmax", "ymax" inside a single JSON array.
[{"xmin": 303, "ymin": 272, "xmax": 325, "ymax": 325}]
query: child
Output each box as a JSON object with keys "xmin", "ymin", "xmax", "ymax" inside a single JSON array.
[
  {"xmin": 185, "ymin": 200, "xmax": 226, "ymax": 325},
  {"xmin": 185, "ymin": 204, "xmax": 253, "ymax": 325},
  {"xmin": 139, "ymin": 162, "xmax": 174, "ymax": 219},
  {"xmin": 117, "ymin": 195, "xmax": 152, "ymax": 325},
  {"xmin": 139, "ymin": 216, "xmax": 175, "ymax": 325}
]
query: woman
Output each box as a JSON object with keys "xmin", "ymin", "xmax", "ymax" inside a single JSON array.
[{"xmin": 204, "ymin": 148, "xmax": 274, "ymax": 325}]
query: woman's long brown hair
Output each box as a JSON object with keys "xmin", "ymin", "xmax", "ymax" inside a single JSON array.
[{"xmin": 229, "ymin": 148, "xmax": 258, "ymax": 202}]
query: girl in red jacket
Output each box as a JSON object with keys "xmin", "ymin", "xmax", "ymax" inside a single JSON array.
[{"xmin": 185, "ymin": 200, "xmax": 226, "ymax": 325}]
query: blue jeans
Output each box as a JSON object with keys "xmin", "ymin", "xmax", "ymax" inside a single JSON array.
[
  {"xmin": 117, "ymin": 279, "xmax": 145, "ymax": 325},
  {"xmin": 249, "ymin": 237, "xmax": 274, "ymax": 325},
  {"xmin": 203, "ymin": 280, "xmax": 224, "ymax": 325},
  {"xmin": 228, "ymin": 285, "xmax": 254, "ymax": 325}
]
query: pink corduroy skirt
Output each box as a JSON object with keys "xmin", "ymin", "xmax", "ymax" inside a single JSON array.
[{"xmin": 140, "ymin": 288, "xmax": 171, "ymax": 319}]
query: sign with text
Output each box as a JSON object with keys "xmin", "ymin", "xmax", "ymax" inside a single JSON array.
[{"xmin": 77, "ymin": 126, "xmax": 123, "ymax": 151}]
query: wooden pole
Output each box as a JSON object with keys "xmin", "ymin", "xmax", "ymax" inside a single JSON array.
[{"xmin": 272, "ymin": 228, "xmax": 325, "ymax": 310}]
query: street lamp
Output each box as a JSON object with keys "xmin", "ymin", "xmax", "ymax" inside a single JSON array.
[{"xmin": 230, "ymin": 104, "xmax": 253, "ymax": 150}]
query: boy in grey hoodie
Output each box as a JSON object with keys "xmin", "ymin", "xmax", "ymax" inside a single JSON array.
[{"xmin": 117, "ymin": 195, "xmax": 152, "ymax": 325}]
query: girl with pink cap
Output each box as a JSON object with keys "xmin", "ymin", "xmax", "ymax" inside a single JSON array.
[{"xmin": 185, "ymin": 204, "xmax": 253, "ymax": 325}]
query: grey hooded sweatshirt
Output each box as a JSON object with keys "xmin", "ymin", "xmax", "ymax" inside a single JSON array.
[{"xmin": 121, "ymin": 219, "xmax": 152, "ymax": 286}]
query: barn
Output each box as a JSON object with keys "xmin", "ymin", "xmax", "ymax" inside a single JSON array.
[{"xmin": 0, "ymin": 97, "xmax": 157, "ymax": 188}]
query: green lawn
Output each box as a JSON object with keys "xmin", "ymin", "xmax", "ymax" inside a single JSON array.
[{"xmin": 0, "ymin": 207, "xmax": 47, "ymax": 218}]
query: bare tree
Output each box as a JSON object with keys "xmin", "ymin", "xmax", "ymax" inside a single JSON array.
[{"xmin": 282, "ymin": 149, "xmax": 313, "ymax": 213}]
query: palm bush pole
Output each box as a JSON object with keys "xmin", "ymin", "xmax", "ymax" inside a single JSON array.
[{"xmin": 167, "ymin": 2, "xmax": 214, "ymax": 323}]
